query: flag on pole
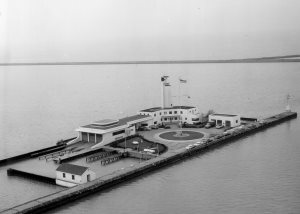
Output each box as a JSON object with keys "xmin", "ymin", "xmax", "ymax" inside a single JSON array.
[
  {"xmin": 161, "ymin": 76, "xmax": 169, "ymax": 81},
  {"xmin": 179, "ymin": 78, "xmax": 187, "ymax": 83}
]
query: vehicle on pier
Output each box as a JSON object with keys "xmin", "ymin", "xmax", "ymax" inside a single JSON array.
[{"xmin": 205, "ymin": 121, "xmax": 216, "ymax": 129}]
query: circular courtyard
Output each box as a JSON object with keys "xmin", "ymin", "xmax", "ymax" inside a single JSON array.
[{"xmin": 158, "ymin": 130, "xmax": 204, "ymax": 141}]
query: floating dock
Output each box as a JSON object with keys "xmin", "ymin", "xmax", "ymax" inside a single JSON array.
[{"xmin": 0, "ymin": 111, "xmax": 297, "ymax": 214}]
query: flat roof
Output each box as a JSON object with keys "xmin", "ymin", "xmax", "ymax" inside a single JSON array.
[
  {"xmin": 56, "ymin": 163, "xmax": 89, "ymax": 175},
  {"xmin": 92, "ymin": 119, "xmax": 119, "ymax": 126},
  {"xmin": 141, "ymin": 106, "xmax": 195, "ymax": 112},
  {"xmin": 82, "ymin": 114, "xmax": 152, "ymax": 130},
  {"xmin": 211, "ymin": 113, "xmax": 238, "ymax": 117}
]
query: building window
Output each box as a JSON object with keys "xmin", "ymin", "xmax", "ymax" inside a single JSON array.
[
  {"xmin": 161, "ymin": 118, "xmax": 162, "ymax": 121},
  {"xmin": 169, "ymin": 111, "xmax": 172, "ymax": 114},
  {"xmin": 236, "ymin": 120, "xmax": 238, "ymax": 123},
  {"xmin": 164, "ymin": 112, "xmax": 167, "ymax": 115},
  {"xmin": 185, "ymin": 118, "xmax": 187, "ymax": 120},
  {"xmin": 154, "ymin": 121, "xmax": 157, "ymax": 124},
  {"xmin": 72, "ymin": 175, "xmax": 75, "ymax": 180},
  {"xmin": 174, "ymin": 117, "xmax": 177, "ymax": 120},
  {"xmin": 63, "ymin": 173, "xmax": 66, "ymax": 178},
  {"xmin": 160, "ymin": 112, "xmax": 162, "ymax": 115},
  {"xmin": 174, "ymin": 111, "xmax": 177, "ymax": 114},
  {"xmin": 180, "ymin": 111, "xmax": 183, "ymax": 114},
  {"xmin": 164, "ymin": 118, "xmax": 167, "ymax": 121},
  {"xmin": 154, "ymin": 113, "xmax": 156, "ymax": 116},
  {"xmin": 112, "ymin": 129, "xmax": 125, "ymax": 136}
]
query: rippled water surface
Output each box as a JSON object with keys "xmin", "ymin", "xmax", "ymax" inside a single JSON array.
[{"xmin": 1, "ymin": 64, "xmax": 300, "ymax": 213}]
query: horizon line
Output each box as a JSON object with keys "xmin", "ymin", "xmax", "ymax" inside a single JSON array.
[{"xmin": 1, "ymin": 54, "xmax": 300, "ymax": 66}]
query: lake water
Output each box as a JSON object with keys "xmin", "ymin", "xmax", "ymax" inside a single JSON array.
[{"xmin": 1, "ymin": 63, "xmax": 300, "ymax": 213}]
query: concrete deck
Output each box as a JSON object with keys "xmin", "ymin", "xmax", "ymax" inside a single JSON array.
[{"xmin": 1, "ymin": 111, "xmax": 297, "ymax": 213}]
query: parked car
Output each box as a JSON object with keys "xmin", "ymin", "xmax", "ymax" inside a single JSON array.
[
  {"xmin": 223, "ymin": 131, "xmax": 231, "ymax": 136},
  {"xmin": 137, "ymin": 126, "xmax": 151, "ymax": 131},
  {"xmin": 205, "ymin": 121, "xmax": 216, "ymax": 129},
  {"xmin": 201, "ymin": 137, "xmax": 209, "ymax": 142},
  {"xmin": 216, "ymin": 124, "xmax": 224, "ymax": 129},
  {"xmin": 185, "ymin": 144, "xmax": 195, "ymax": 150},
  {"xmin": 182, "ymin": 123, "xmax": 205, "ymax": 128},
  {"xmin": 144, "ymin": 149, "xmax": 155, "ymax": 154},
  {"xmin": 205, "ymin": 123, "xmax": 212, "ymax": 129},
  {"xmin": 194, "ymin": 141, "xmax": 204, "ymax": 146},
  {"xmin": 149, "ymin": 125, "xmax": 159, "ymax": 129}
]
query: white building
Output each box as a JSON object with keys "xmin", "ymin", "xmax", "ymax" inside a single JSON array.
[
  {"xmin": 66, "ymin": 77, "xmax": 201, "ymax": 148},
  {"xmin": 56, "ymin": 163, "xmax": 96, "ymax": 187},
  {"xmin": 73, "ymin": 115, "xmax": 152, "ymax": 148},
  {"xmin": 208, "ymin": 114, "xmax": 241, "ymax": 128},
  {"xmin": 138, "ymin": 106, "xmax": 201, "ymax": 126}
]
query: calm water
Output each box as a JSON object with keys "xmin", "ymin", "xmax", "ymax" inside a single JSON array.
[{"xmin": 1, "ymin": 63, "xmax": 300, "ymax": 213}]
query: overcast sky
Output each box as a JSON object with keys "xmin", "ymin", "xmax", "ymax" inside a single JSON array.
[{"xmin": 1, "ymin": 0, "xmax": 300, "ymax": 62}]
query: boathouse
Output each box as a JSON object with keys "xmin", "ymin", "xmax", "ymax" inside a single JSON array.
[
  {"xmin": 138, "ymin": 106, "xmax": 200, "ymax": 126},
  {"xmin": 56, "ymin": 163, "xmax": 96, "ymax": 187},
  {"xmin": 75, "ymin": 114, "xmax": 152, "ymax": 147},
  {"xmin": 208, "ymin": 114, "xmax": 241, "ymax": 128}
]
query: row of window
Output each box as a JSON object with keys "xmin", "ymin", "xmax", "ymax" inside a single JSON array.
[
  {"xmin": 112, "ymin": 129, "xmax": 125, "ymax": 136},
  {"xmin": 63, "ymin": 173, "xmax": 75, "ymax": 180},
  {"xmin": 82, "ymin": 132, "xmax": 103, "ymax": 143},
  {"xmin": 142, "ymin": 110, "xmax": 185, "ymax": 117}
]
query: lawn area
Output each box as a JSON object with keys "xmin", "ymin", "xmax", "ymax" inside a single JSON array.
[{"xmin": 109, "ymin": 136, "xmax": 167, "ymax": 154}]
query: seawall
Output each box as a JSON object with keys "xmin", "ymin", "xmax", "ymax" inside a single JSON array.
[
  {"xmin": 0, "ymin": 137, "xmax": 75, "ymax": 167},
  {"xmin": 7, "ymin": 169, "xmax": 56, "ymax": 185},
  {"xmin": 0, "ymin": 111, "xmax": 297, "ymax": 214}
]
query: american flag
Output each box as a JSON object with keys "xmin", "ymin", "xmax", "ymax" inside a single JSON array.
[
  {"xmin": 161, "ymin": 76, "xmax": 169, "ymax": 81},
  {"xmin": 179, "ymin": 78, "xmax": 187, "ymax": 83}
]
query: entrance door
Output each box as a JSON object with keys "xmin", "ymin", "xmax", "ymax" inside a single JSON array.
[
  {"xmin": 87, "ymin": 174, "xmax": 91, "ymax": 182},
  {"xmin": 225, "ymin": 120, "xmax": 231, "ymax": 127},
  {"xmin": 89, "ymin": 133, "xmax": 96, "ymax": 143},
  {"xmin": 217, "ymin": 120, "xmax": 222, "ymax": 125},
  {"xmin": 82, "ymin": 132, "xmax": 88, "ymax": 142},
  {"xmin": 96, "ymin": 134, "xmax": 103, "ymax": 143}
]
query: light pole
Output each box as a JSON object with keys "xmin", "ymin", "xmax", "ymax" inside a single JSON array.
[
  {"xmin": 178, "ymin": 77, "xmax": 187, "ymax": 136},
  {"xmin": 286, "ymin": 94, "xmax": 291, "ymax": 112}
]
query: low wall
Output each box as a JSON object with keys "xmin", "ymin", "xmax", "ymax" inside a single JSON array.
[
  {"xmin": 127, "ymin": 151, "xmax": 157, "ymax": 160},
  {"xmin": 0, "ymin": 138, "xmax": 76, "ymax": 167},
  {"xmin": 0, "ymin": 111, "xmax": 297, "ymax": 214},
  {"xmin": 0, "ymin": 145, "xmax": 65, "ymax": 167},
  {"xmin": 7, "ymin": 168, "xmax": 56, "ymax": 185}
]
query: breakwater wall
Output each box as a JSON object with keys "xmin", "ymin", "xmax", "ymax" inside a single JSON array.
[
  {"xmin": 0, "ymin": 145, "xmax": 65, "ymax": 167},
  {"xmin": 7, "ymin": 168, "xmax": 56, "ymax": 185},
  {"xmin": 0, "ymin": 111, "xmax": 297, "ymax": 214},
  {"xmin": 0, "ymin": 137, "xmax": 75, "ymax": 167}
]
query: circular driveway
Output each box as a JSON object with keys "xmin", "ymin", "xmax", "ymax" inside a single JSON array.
[{"xmin": 158, "ymin": 130, "xmax": 204, "ymax": 141}]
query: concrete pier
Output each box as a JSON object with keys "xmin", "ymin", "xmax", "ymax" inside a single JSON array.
[
  {"xmin": 0, "ymin": 137, "xmax": 76, "ymax": 167},
  {"xmin": 0, "ymin": 111, "xmax": 297, "ymax": 214},
  {"xmin": 7, "ymin": 168, "xmax": 56, "ymax": 185}
]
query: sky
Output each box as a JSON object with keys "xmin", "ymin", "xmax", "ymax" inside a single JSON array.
[{"xmin": 0, "ymin": 0, "xmax": 300, "ymax": 63}]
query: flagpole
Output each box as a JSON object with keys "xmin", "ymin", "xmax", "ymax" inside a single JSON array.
[
  {"xmin": 179, "ymin": 77, "xmax": 182, "ymax": 135},
  {"xmin": 161, "ymin": 78, "xmax": 165, "ymax": 109}
]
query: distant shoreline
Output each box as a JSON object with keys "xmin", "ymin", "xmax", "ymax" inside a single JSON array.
[{"xmin": 1, "ymin": 55, "xmax": 300, "ymax": 66}]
